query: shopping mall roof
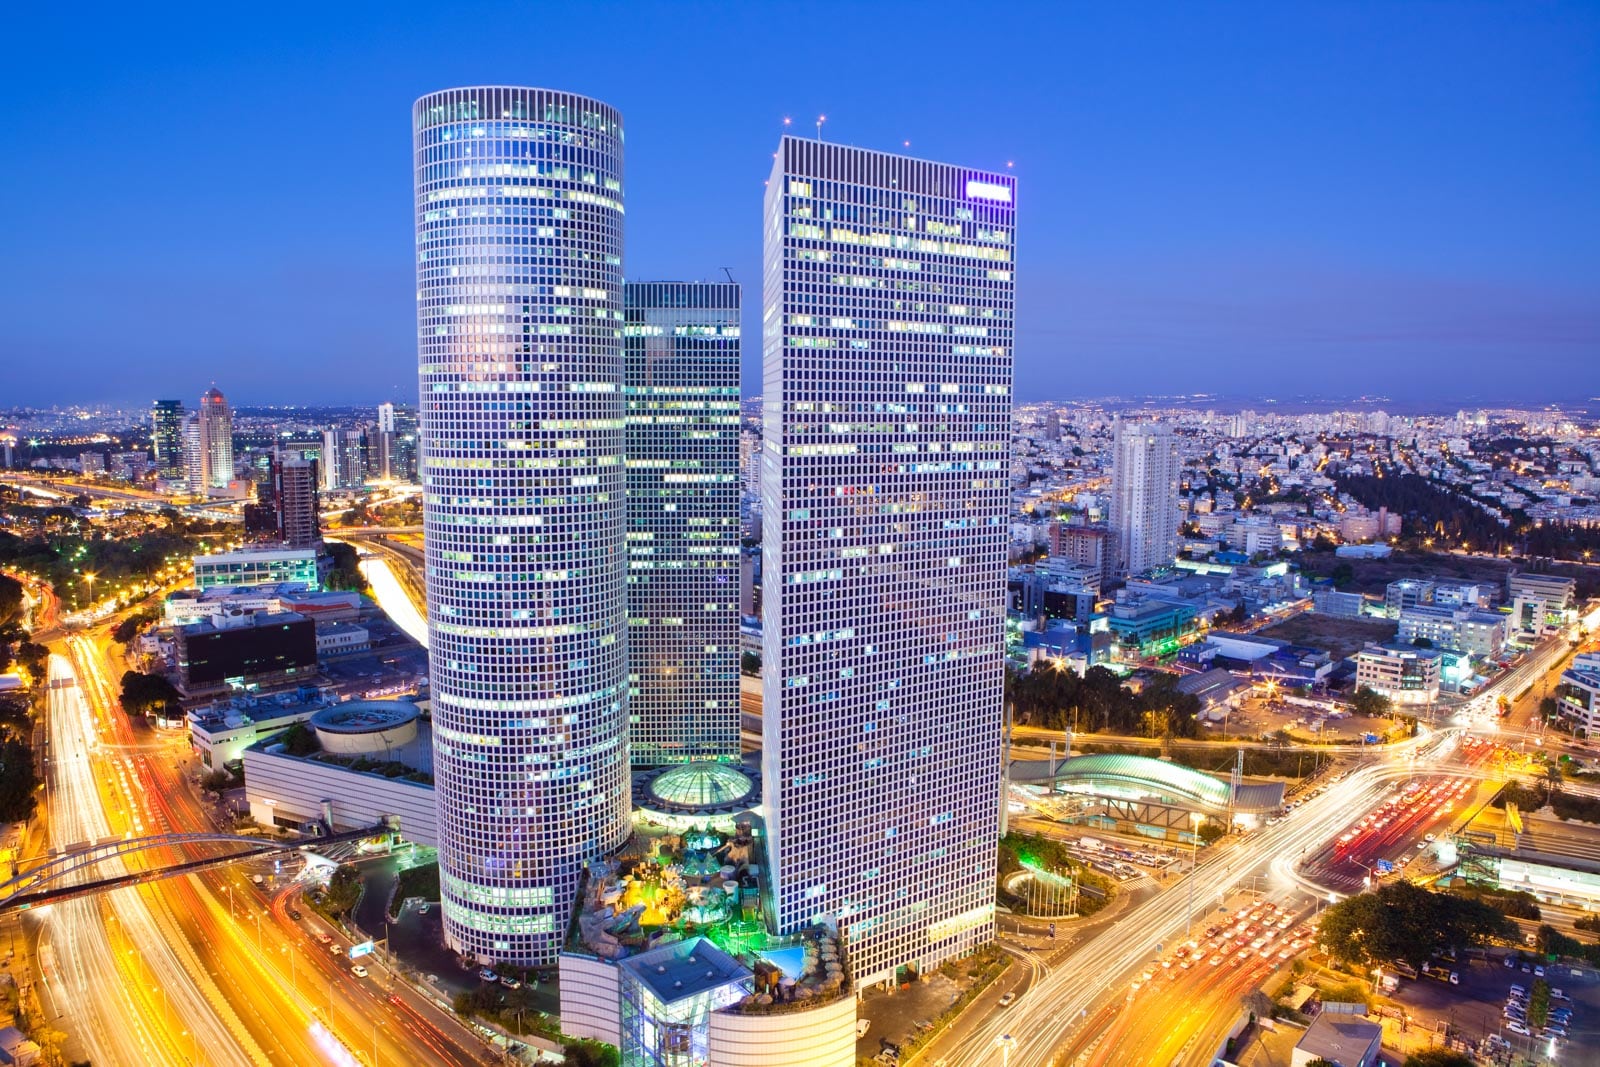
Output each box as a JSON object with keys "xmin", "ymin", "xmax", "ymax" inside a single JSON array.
[{"xmin": 1010, "ymin": 752, "xmax": 1284, "ymax": 815}]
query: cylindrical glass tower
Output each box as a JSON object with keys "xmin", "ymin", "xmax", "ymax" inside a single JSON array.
[{"xmin": 414, "ymin": 86, "xmax": 630, "ymax": 963}]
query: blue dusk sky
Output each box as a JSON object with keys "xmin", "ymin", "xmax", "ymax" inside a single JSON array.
[{"xmin": 1, "ymin": 1, "xmax": 1596, "ymax": 409}]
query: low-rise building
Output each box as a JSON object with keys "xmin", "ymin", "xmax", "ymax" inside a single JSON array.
[
  {"xmin": 314, "ymin": 622, "xmax": 370, "ymax": 657},
  {"xmin": 1396, "ymin": 604, "xmax": 1507, "ymax": 660},
  {"xmin": 173, "ymin": 611, "xmax": 318, "ymax": 697},
  {"xmin": 1291, "ymin": 1013, "xmax": 1382, "ymax": 1067},
  {"xmin": 188, "ymin": 686, "xmax": 337, "ymax": 770},
  {"xmin": 192, "ymin": 546, "xmax": 328, "ymax": 591},
  {"xmin": 1558, "ymin": 652, "xmax": 1600, "ymax": 737},
  {"xmin": 1354, "ymin": 643, "xmax": 1441, "ymax": 706},
  {"xmin": 1384, "ymin": 579, "xmax": 1434, "ymax": 618}
]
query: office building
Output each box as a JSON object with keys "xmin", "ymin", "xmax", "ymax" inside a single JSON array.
[
  {"xmin": 192, "ymin": 546, "xmax": 325, "ymax": 590},
  {"xmin": 198, "ymin": 386, "xmax": 234, "ymax": 490},
  {"xmin": 761, "ymin": 136, "xmax": 1014, "ymax": 985},
  {"xmin": 1396, "ymin": 604, "xmax": 1507, "ymax": 660},
  {"xmin": 77, "ymin": 451, "xmax": 105, "ymax": 475},
  {"xmin": 1557, "ymin": 652, "xmax": 1600, "ymax": 737},
  {"xmin": 415, "ymin": 86, "xmax": 630, "ymax": 964},
  {"xmin": 376, "ymin": 403, "xmax": 420, "ymax": 482},
  {"xmin": 1354, "ymin": 643, "xmax": 1441, "ymax": 706},
  {"xmin": 1048, "ymin": 523, "xmax": 1109, "ymax": 571},
  {"xmin": 623, "ymin": 281, "xmax": 742, "ymax": 766},
  {"xmin": 173, "ymin": 611, "xmax": 318, "ymax": 697},
  {"xmin": 182, "ymin": 415, "xmax": 205, "ymax": 489},
  {"xmin": 321, "ymin": 428, "xmax": 367, "ymax": 491},
  {"xmin": 1108, "ymin": 421, "xmax": 1180, "ymax": 578},
  {"xmin": 151, "ymin": 399, "xmax": 186, "ymax": 478},
  {"xmin": 270, "ymin": 452, "xmax": 322, "ymax": 548}
]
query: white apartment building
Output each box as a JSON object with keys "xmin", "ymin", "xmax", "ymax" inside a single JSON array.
[
  {"xmin": 1109, "ymin": 422, "xmax": 1180, "ymax": 577},
  {"xmin": 762, "ymin": 136, "xmax": 1013, "ymax": 986},
  {"xmin": 1396, "ymin": 604, "xmax": 1507, "ymax": 660}
]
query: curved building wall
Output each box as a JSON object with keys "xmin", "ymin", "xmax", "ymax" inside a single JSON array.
[
  {"xmin": 414, "ymin": 86, "xmax": 630, "ymax": 963},
  {"xmin": 706, "ymin": 995, "xmax": 857, "ymax": 1067}
]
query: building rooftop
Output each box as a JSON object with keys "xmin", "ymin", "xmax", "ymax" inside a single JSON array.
[
  {"xmin": 1295, "ymin": 1013, "xmax": 1382, "ymax": 1065},
  {"xmin": 618, "ymin": 936, "xmax": 749, "ymax": 1006}
]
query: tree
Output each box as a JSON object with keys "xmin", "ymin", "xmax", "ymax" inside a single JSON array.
[
  {"xmin": 1403, "ymin": 1052, "xmax": 1475, "ymax": 1067},
  {"xmin": 563, "ymin": 1040, "xmax": 621, "ymax": 1067},
  {"xmin": 1329, "ymin": 562, "xmax": 1356, "ymax": 589},
  {"xmin": 319, "ymin": 864, "xmax": 362, "ymax": 917},
  {"xmin": 0, "ymin": 736, "xmax": 40, "ymax": 822},
  {"xmin": 119, "ymin": 670, "xmax": 181, "ymax": 718},
  {"xmin": 1544, "ymin": 761, "xmax": 1564, "ymax": 800},
  {"xmin": 1318, "ymin": 881, "xmax": 1518, "ymax": 970},
  {"xmin": 1349, "ymin": 686, "xmax": 1393, "ymax": 718},
  {"xmin": 1410, "ymin": 637, "xmax": 1433, "ymax": 649},
  {"xmin": 200, "ymin": 769, "xmax": 233, "ymax": 797},
  {"xmin": 740, "ymin": 651, "xmax": 760, "ymax": 676},
  {"xmin": 1539, "ymin": 696, "xmax": 1559, "ymax": 720},
  {"xmin": 0, "ymin": 573, "xmax": 23, "ymax": 625}
]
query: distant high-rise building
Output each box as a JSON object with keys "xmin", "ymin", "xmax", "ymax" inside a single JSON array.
[
  {"xmin": 1109, "ymin": 421, "xmax": 1181, "ymax": 577},
  {"xmin": 182, "ymin": 415, "xmax": 204, "ymax": 490},
  {"xmin": 320, "ymin": 429, "xmax": 366, "ymax": 490},
  {"xmin": 623, "ymin": 281, "xmax": 742, "ymax": 767},
  {"xmin": 1042, "ymin": 408, "xmax": 1060, "ymax": 441},
  {"xmin": 198, "ymin": 387, "xmax": 234, "ymax": 490},
  {"xmin": 376, "ymin": 403, "xmax": 420, "ymax": 482},
  {"xmin": 762, "ymin": 136, "xmax": 1014, "ymax": 986},
  {"xmin": 270, "ymin": 453, "xmax": 322, "ymax": 549},
  {"xmin": 151, "ymin": 400, "xmax": 186, "ymax": 478},
  {"xmin": 415, "ymin": 86, "xmax": 629, "ymax": 965}
]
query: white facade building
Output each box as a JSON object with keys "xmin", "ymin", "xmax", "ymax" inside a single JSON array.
[
  {"xmin": 623, "ymin": 281, "xmax": 743, "ymax": 766},
  {"xmin": 1354, "ymin": 643, "xmax": 1441, "ymax": 706},
  {"xmin": 414, "ymin": 86, "xmax": 630, "ymax": 964},
  {"xmin": 1109, "ymin": 421, "xmax": 1181, "ymax": 577},
  {"xmin": 761, "ymin": 136, "xmax": 1013, "ymax": 986},
  {"xmin": 198, "ymin": 387, "xmax": 234, "ymax": 491}
]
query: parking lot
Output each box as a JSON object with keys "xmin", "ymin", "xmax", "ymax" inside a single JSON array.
[{"xmin": 1387, "ymin": 952, "xmax": 1600, "ymax": 1064}]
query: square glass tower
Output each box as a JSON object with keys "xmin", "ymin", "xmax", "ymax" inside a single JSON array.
[
  {"xmin": 623, "ymin": 281, "xmax": 743, "ymax": 765},
  {"xmin": 760, "ymin": 136, "xmax": 1015, "ymax": 985}
]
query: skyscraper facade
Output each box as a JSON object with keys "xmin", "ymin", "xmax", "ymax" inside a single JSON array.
[
  {"xmin": 623, "ymin": 281, "xmax": 742, "ymax": 767},
  {"xmin": 761, "ymin": 137, "xmax": 1015, "ymax": 986},
  {"xmin": 182, "ymin": 415, "xmax": 204, "ymax": 490},
  {"xmin": 321, "ymin": 428, "xmax": 367, "ymax": 490},
  {"xmin": 377, "ymin": 402, "xmax": 421, "ymax": 482},
  {"xmin": 198, "ymin": 387, "xmax": 234, "ymax": 490},
  {"xmin": 270, "ymin": 452, "xmax": 322, "ymax": 549},
  {"xmin": 151, "ymin": 400, "xmax": 185, "ymax": 479},
  {"xmin": 1108, "ymin": 421, "xmax": 1181, "ymax": 577},
  {"xmin": 414, "ymin": 86, "xmax": 630, "ymax": 964}
]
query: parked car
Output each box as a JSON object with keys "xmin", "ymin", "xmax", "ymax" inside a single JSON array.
[
  {"xmin": 1507, "ymin": 1021, "xmax": 1531, "ymax": 1036},
  {"xmin": 856, "ymin": 1019, "xmax": 871, "ymax": 1038},
  {"xmin": 478, "ymin": 968, "xmax": 500, "ymax": 983}
]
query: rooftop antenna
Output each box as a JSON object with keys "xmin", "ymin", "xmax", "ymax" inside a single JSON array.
[
  {"xmin": 720, "ymin": 267, "xmax": 735, "ymax": 284},
  {"xmin": 816, "ymin": 114, "xmax": 826, "ymax": 141}
]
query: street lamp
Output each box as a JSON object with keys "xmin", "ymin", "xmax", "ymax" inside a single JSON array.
[{"xmin": 1186, "ymin": 811, "xmax": 1204, "ymax": 935}]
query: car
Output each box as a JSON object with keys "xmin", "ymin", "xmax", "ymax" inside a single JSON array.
[
  {"xmin": 1505, "ymin": 957, "xmax": 1517, "ymax": 969},
  {"xmin": 1552, "ymin": 988, "xmax": 1570, "ymax": 1001},
  {"xmin": 287, "ymin": 908, "xmax": 303, "ymax": 921},
  {"xmin": 1449, "ymin": 972, "xmax": 1459, "ymax": 985},
  {"xmin": 1510, "ymin": 984, "xmax": 1526, "ymax": 994},
  {"xmin": 1425, "ymin": 833, "xmax": 1436, "ymax": 842},
  {"xmin": 419, "ymin": 903, "xmax": 431, "ymax": 914},
  {"xmin": 1534, "ymin": 966, "xmax": 1545, "ymax": 977},
  {"xmin": 315, "ymin": 932, "xmax": 332, "ymax": 945},
  {"xmin": 1507, "ymin": 1021, "xmax": 1531, "ymax": 1036},
  {"xmin": 502, "ymin": 977, "xmax": 522, "ymax": 990},
  {"xmin": 328, "ymin": 942, "xmax": 343, "ymax": 956},
  {"xmin": 478, "ymin": 968, "xmax": 500, "ymax": 983},
  {"xmin": 1522, "ymin": 963, "xmax": 1532, "ymax": 973},
  {"xmin": 351, "ymin": 965, "xmax": 369, "ymax": 979},
  {"xmin": 997, "ymin": 992, "xmax": 1016, "ymax": 1008},
  {"xmin": 1545, "ymin": 1026, "xmax": 1567, "ymax": 1038},
  {"xmin": 856, "ymin": 1019, "xmax": 872, "ymax": 1038},
  {"xmin": 1209, "ymin": 955, "xmax": 1224, "ymax": 967}
]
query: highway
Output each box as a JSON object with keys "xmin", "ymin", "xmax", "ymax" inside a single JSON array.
[
  {"xmin": 38, "ymin": 651, "xmax": 255, "ymax": 1066},
  {"xmin": 928, "ymin": 730, "xmax": 1463, "ymax": 1067}
]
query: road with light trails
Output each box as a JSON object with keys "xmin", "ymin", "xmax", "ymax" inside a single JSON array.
[
  {"xmin": 928, "ymin": 729, "xmax": 1466, "ymax": 1067},
  {"xmin": 37, "ymin": 651, "xmax": 258, "ymax": 1067},
  {"xmin": 61, "ymin": 627, "xmax": 494, "ymax": 1067}
]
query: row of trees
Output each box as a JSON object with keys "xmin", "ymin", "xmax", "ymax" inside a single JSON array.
[
  {"xmin": 1317, "ymin": 881, "xmax": 1518, "ymax": 969},
  {"xmin": 1007, "ymin": 665, "xmax": 1204, "ymax": 738}
]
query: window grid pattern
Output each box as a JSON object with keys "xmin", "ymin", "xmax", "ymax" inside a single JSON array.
[
  {"xmin": 624, "ymin": 281, "xmax": 743, "ymax": 766},
  {"xmin": 414, "ymin": 86, "xmax": 630, "ymax": 964},
  {"xmin": 760, "ymin": 136, "xmax": 1014, "ymax": 985}
]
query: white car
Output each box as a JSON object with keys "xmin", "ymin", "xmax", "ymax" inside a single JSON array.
[
  {"xmin": 997, "ymin": 992, "xmax": 1016, "ymax": 1008},
  {"xmin": 856, "ymin": 1018, "xmax": 872, "ymax": 1038},
  {"xmin": 351, "ymin": 964, "xmax": 369, "ymax": 979},
  {"xmin": 1507, "ymin": 1021, "xmax": 1531, "ymax": 1036}
]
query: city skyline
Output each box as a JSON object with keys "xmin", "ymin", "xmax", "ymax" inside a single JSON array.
[{"xmin": 4, "ymin": 3, "xmax": 1597, "ymax": 408}]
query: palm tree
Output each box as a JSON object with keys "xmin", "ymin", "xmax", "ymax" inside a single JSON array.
[{"xmin": 1544, "ymin": 761, "xmax": 1564, "ymax": 800}]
